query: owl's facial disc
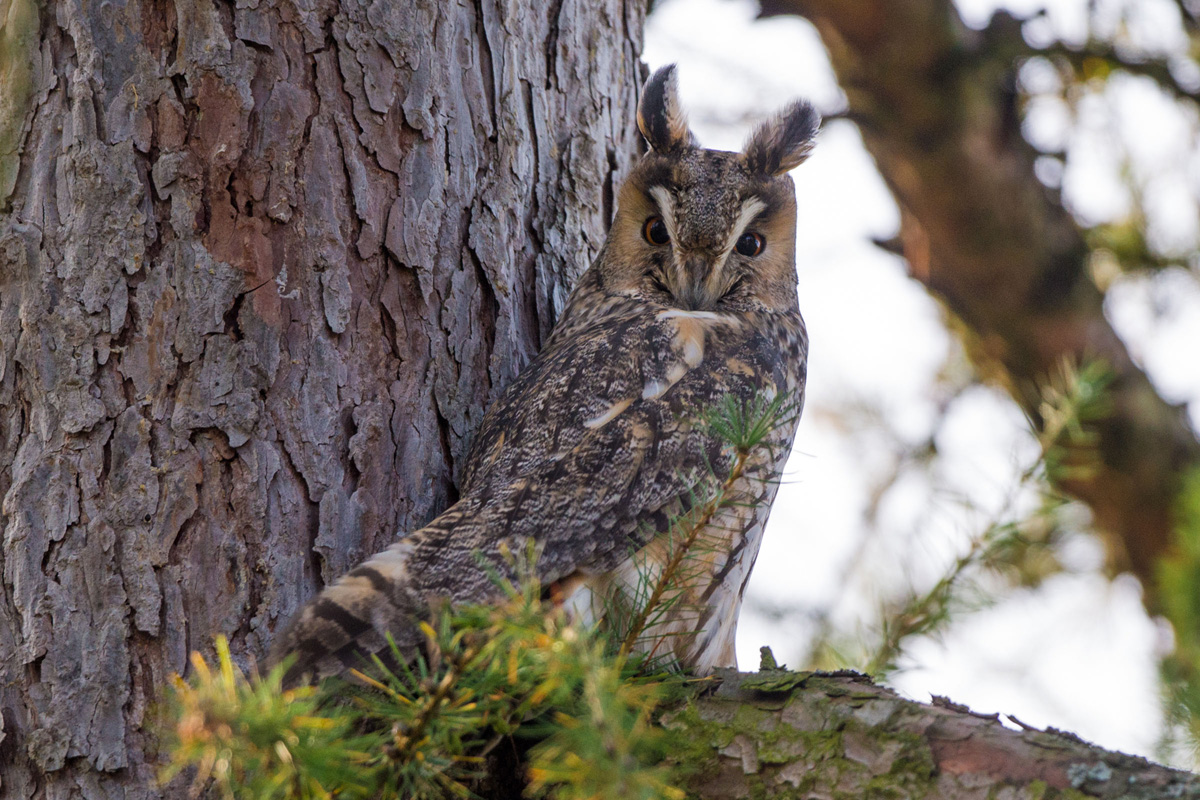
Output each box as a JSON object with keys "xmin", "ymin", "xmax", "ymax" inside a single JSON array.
[
  {"xmin": 609, "ymin": 137, "xmax": 805, "ymax": 314},
  {"xmin": 646, "ymin": 184, "xmax": 766, "ymax": 311}
]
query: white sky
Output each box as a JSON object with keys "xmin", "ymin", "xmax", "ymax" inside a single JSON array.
[{"xmin": 644, "ymin": 0, "xmax": 1200, "ymax": 764}]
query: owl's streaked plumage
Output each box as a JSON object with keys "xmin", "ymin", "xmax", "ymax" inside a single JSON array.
[{"xmin": 270, "ymin": 65, "xmax": 818, "ymax": 681}]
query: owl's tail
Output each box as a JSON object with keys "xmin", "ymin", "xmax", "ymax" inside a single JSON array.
[{"xmin": 267, "ymin": 538, "xmax": 429, "ymax": 685}]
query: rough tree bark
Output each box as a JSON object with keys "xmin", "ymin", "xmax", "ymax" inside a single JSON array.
[
  {"xmin": 763, "ymin": 0, "xmax": 1200, "ymax": 591},
  {"xmin": 0, "ymin": 0, "xmax": 645, "ymax": 795}
]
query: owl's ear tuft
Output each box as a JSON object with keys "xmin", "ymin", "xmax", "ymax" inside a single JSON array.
[
  {"xmin": 638, "ymin": 65, "xmax": 695, "ymax": 153},
  {"xmin": 742, "ymin": 100, "xmax": 821, "ymax": 176}
]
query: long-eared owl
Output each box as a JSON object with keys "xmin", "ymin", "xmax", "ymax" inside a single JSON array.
[{"xmin": 271, "ymin": 65, "xmax": 818, "ymax": 681}]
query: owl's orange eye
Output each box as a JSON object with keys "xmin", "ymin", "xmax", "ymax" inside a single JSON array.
[
  {"xmin": 735, "ymin": 232, "xmax": 764, "ymax": 257},
  {"xmin": 643, "ymin": 216, "xmax": 670, "ymax": 246}
]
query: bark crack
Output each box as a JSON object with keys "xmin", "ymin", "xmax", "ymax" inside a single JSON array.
[
  {"xmin": 433, "ymin": 396, "xmax": 460, "ymax": 506},
  {"xmin": 544, "ymin": 0, "xmax": 566, "ymax": 91},
  {"xmin": 464, "ymin": 205, "xmax": 499, "ymax": 393},
  {"xmin": 472, "ymin": 0, "xmax": 499, "ymax": 138}
]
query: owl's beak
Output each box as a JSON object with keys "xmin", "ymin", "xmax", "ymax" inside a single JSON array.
[{"xmin": 676, "ymin": 255, "xmax": 717, "ymax": 310}]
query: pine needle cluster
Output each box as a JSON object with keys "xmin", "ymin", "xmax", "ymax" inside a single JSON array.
[
  {"xmin": 613, "ymin": 392, "xmax": 797, "ymax": 667},
  {"xmin": 163, "ymin": 636, "xmax": 379, "ymax": 798},
  {"xmin": 161, "ymin": 392, "xmax": 795, "ymax": 799},
  {"xmin": 163, "ymin": 575, "xmax": 684, "ymax": 800},
  {"xmin": 821, "ymin": 358, "xmax": 1115, "ymax": 677}
]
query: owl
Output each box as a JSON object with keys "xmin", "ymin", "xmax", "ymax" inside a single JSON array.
[{"xmin": 271, "ymin": 65, "xmax": 818, "ymax": 681}]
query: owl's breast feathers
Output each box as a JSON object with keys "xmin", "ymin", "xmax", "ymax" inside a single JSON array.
[{"xmin": 270, "ymin": 297, "xmax": 806, "ymax": 681}]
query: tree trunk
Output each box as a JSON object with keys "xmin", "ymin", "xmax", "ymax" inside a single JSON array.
[{"xmin": 0, "ymin": 0, "xmax": 646, "ymax": 795}]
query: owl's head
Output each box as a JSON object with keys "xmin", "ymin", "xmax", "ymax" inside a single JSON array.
[{"xmin": 604, "ymin": 65, "xmax": 819, "ymax": 314}]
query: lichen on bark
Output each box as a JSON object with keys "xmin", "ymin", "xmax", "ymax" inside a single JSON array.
[
  {"xmin": 0, "ymin": 0, "xmax": 40, "ymax": 206},
  {"xmin": 671, "ymin": 670, "xmax": 1200, "ymax": 800}
]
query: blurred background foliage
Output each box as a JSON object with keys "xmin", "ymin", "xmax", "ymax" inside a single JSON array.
[{"xmin": 641, "ymin": 0, "xmax": 1200, "ymax": 767}]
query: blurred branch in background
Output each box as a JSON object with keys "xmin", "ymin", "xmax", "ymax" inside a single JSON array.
[
  {"xmin": 759, "ymin": 0, "xmax": 1200, "ymax": 592},
  {"xmin": 738, "ymin": 0, "xmax": 1200, "ymax": 758},
  {"xmin": 802, "ymin": 360, "xmax": 1111, "ymax": 676}
]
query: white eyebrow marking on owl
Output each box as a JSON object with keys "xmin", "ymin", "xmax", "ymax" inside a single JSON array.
[
  {"xmin": 720, "ymin": 197, "xmax": 767, "ymax": 259},
  {"xmin": 584, "ymin": 397, "xmax": 634, "ymax": 429},
  {"xmin": 648, "ymin": 185, "xmax": 679, "ymax": 242}
]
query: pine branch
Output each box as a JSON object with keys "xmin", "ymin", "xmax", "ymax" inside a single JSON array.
[
  {"xmin": 616, "ymin": 393, "xmax": 794, "ymax": 666},
  {"xmin": 356, "ymin": 626, "xmax": 489, "ymax": 795},
  {"xmin": 864, "ymin": 359, "xmax": 1112, "ymax": 676},
  {"xmin": 616, "ymin": 449, "xmax": 750, "ymax": 664}
]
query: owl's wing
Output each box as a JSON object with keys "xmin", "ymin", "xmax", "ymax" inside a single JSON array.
[
  {"xmin": 408, "ymin": 303, "xmax": 803, "ymax": 603},
  {"xmin": 272, "ymin": 303, "xmax": 804, "ymax": 681}
]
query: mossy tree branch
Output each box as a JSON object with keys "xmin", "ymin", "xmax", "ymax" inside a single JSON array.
[{"xmin": 672, "ymin": 670, "xmax": 1200, "ymax": 799}]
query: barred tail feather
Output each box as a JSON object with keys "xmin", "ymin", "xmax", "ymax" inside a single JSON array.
[{"xmin": 268, "ymin": 541, "xmax": 427, "ymax": 685}]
